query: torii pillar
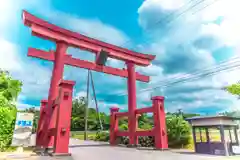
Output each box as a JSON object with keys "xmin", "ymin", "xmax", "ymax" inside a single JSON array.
[
  {"xmin": 127, "ymin": 62, "xmax": 137, "ymax": 145},
  {"xmin": 45, "ymin": 42, "xmax": 68, "ymax": 147}
]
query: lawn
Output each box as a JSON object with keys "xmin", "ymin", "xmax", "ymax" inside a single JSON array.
[{"xmin": 71, "ymin": 131, "xmax": 97, "ymax": 140}]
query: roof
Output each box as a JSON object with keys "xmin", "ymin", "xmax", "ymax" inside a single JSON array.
[{"xmin": 185, "ymin": 115, "xmax": 240, "ymax": 121}]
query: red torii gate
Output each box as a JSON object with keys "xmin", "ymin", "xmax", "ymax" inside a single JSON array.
[{"xmin": 22, "ymin": 10, "xmax": 168, "ymax": 156}]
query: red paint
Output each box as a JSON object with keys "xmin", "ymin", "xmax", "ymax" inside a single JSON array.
[
  {"xmin": 109, "ymin": 96, "xmax": 168, "ymax": 150},
  {"xmin": 136, "ymin": 130, "xmax": 154, "ymax": 137},
  {"xmin": 22, "ymin": 11, "xmax": 165, "ymax": 153},
  {"xmin": 116, "ymin": 131, "xmax": 129, "ymax": 137},
  {"xmin": 115, "ymin": 111, "xmax": 129, "ymax": 117},
  {"xmin": 127, "ymin": 62, "xmax": 137, "ymax": 145},
  {"xmin": 53, "ymin": 80, "xmax": 75, "ymax": 154},
  {"xmin": 152, "ymin": 96, "xmax": 168, "ymax": 150},
  {"xmin": 42, "ymin": 42, "xmax": 68, "ymax": 148},
  {"xmin": 27, "ymin": 48, "xmax": 150, "ymax": 82},
  {"xmin": 36, "ymin": 100, "xmax": 47, "ymax": 147},
  {"xmin": 110, "ymin": 107, "xmax": 120, "ymax": 145},
  {"xmin": 135, "ymin": 107, "xmax": 153, "ymax": 114},
  {"xmin": 22, "ymin": 10, "xmax": 155, "ymax": 66}
]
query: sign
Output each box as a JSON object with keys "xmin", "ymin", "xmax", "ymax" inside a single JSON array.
[
  {"xmin": 232, "ymin": 145, "xmax": 240, "ymax": 154},
  {"xmin": 11, "ymin": 112, "xmax": 34, "ymax": 147}
]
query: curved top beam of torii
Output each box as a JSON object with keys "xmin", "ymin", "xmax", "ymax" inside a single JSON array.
[{"xmin": 22, "ymin": 10, "xmax": 155, "ymax": 66}]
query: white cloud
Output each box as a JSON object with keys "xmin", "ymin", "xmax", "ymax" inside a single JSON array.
[
  {"xmin": 138, "ymin": 0, "xmax": 240, "ymax": 47},
  {"xmin": 0, "ymin": 0, "xmax": 48, "ymax": 38},
  {"xmin": 135, "ymin": 0, "xmax": 240, "ymax": 114},
  {"xmin": 0, "ymin": 38, "xmax": 22, "ymax": 71},
  {"xmin": 0, "ymin": 38, "xmax": 51, "ymax": 102},
  {"xmin": 138, "ymin": 64, "xmax": 163, "ymax": 77},
  {"xmin": 39, "ymin": 8, "xmax": 129, "ymax": 47},
  {"xmin": 0, "ymin": 0, "xmax": 132, "ymax": 111},
  {"xmin": 0, "ymin": 0, "xmax": 20, "ymax": 35}
]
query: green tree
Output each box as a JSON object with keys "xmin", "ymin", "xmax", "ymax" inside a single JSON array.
[
  {"xmin": 166, "ymin": 114, "xmax": 191, "ymax": 147},
  {"xmin": 71, "ymin": 98, "xmax": 86, "ymax": 131},
  {"xmin": 71, "ymin": 97, "xmax": 108, "ymax": 131},
  {"xmin": 0, "ymin": 71, "xmax": 22, "ymax": 102},
  {"xmin": 0, "ymin": 70, "xmax": 22, "ymax": 151},
  {"xmin": 0, "ymin": 107, "xmax": 17, "ymax": 151},
  {"xmin": 225, "ymin": 83, "xmax": 240, "ymax": 97},
  {"xmin": 222, "ymin": 83, "xmax": 240, "ymax": 116}
]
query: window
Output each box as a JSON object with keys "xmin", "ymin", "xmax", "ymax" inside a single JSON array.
[
  {"xmin": 209, "ymin": 127, "xmax": 221, "ymax": 142},
  {"xmin": 224, "ymin": 128, "xmax": 237, "ymax": 143},
  {"xmin": 195, "ymin": 127, "xmax": 207, "ymax": 143},
  {"xmin": 224, "ymin": 129, "xmax": 231, "ymax": 142},
  {"xmin": 195, "ymin": 128, "xmax": 201, "ymax": 142},
  {"xmin": 200, "ymin": 128, "xmax": 207, "ymax": 142},
  {"xmin": 230, "ymin": 129, "xmax": 237, "ymax": 143}
]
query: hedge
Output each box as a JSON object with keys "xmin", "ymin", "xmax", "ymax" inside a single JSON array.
[{"xmin": 0, "ymin": 107, "xmax": 17, "ymax": 151}]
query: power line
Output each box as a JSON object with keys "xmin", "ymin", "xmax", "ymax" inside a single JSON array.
[
  {"xmin": 81, "ymin": 0, "xmax": 225, "ymax": 104},
  {"xmin": 145, "ymin": 0, "xmax": 198, "ymax": 31},
  {"xmin": 191, "ymin": 0, "xmax": 222, "ymax": 15},
  {"xmin": 119, "ymin": 0, "xmax": 212, "ymax": 48},
  {"xmin": 161, "ymin": 0, "xmax": 207, "ymax": 27},
  {"xmin": 141, "ymin": 63, "xmax": 240, "ymax": 92},
  {"xmin": 100, "ymin": 64, "xmax": 240, "ymax": 104},
  {"xmin": 132, "ymin": 60, "xmax": 240, "ymax": 94},
  {"xmin": 104, "ymin": 57, "xmax": 240, "ymax": 98},
  {"xmin": 150, "ymin": 56, "xmax": 240, "ymax": 86}
]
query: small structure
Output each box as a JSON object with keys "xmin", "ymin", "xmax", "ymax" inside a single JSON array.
[{"xmin": 186, "ymin": 115, "xmax": 240, "ymax": 156}]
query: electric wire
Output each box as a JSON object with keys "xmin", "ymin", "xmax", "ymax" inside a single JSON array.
[{"xmin": 104, "ymin": 57, "xmax": 240, "ymax": 98}]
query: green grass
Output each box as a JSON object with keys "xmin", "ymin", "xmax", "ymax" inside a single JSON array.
[{"xmin": 71, "ymin": 131, "xmax": 97, "ymax": 140}]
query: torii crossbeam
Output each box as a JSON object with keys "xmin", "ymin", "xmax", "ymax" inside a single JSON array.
[{"xmin": 22, "ymin": 10, "xmax": 158, "ymax": 155}]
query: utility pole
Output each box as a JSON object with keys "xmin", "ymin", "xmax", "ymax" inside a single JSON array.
[
  {"xmin": 90, "ymin": 71, "xmax": 103, "ymax": 131},
  {"xmin": 84, "ymin": 70, "xmax": 90, "ymax": 140},
  {"xmin": 177, "ymin": 108, "xmax": 183, "ymax": 117}
]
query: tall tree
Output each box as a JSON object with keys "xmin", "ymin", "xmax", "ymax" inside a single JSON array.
[
  {"xmin": 0, "ymin": 71, "xmax": 22, "ymax": 103},
  {"xmin": 223, "ymin": 83, "xmax": 240, "ymax": 116},
  {"xmin": 0, "ymin": 70, "xmax": 22, "ymax": 151}
]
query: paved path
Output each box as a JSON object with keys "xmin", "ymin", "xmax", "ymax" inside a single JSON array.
[
  {"xmin": 5, "ymin": 139, "xmax": 239, "ymax": 160},
  {"xmin": 66, "ymin": 139, "xmax": 234, "ymax": 160}
]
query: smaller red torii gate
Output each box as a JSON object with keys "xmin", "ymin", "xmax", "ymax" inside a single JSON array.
[
  {"xmin": 110, "ymin": 96, "xmax": 168, "ymax": 149},
  {"xmin": 22, "ymin": 10, "xmax": 168, "ymax": 156}
]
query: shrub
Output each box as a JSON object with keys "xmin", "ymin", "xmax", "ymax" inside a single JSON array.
[
  {"xmin": 95, "ymin": 131, "xmax": 109, "ymax": 142},
  {"xmin": 0, "ymin": 107, "xmax": 17, "ymax": 151},
  {"xmin": 166, "ymin": 115, "xmax": 191, "ymax": 148},
  {"xmin": 119, "ymin": 124, "xmax": 128, "ymax": 131}
]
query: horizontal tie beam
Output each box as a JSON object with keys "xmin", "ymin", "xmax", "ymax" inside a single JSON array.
[
  {"xmin": 115, "ymin": 112, "xmax": 129, "ymax": 118},
  {"xmin": 28, "ymin": 48, "xmax": 150, "ymax": 82},
  {"xmin": 135, "ymin": 107, "xmax": 153, "ymax": 114}
]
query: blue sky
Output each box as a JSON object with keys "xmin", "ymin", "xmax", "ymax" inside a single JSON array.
[{"xmin": 1, "ymin": 0, "xmax": 240, "ymax": 115}]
